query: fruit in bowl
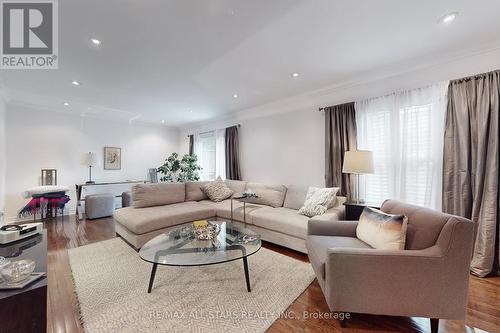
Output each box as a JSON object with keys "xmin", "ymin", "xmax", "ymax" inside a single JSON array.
[
  {"xmin": 1, "ymin": 259, "xmax": 36, "ymax": 285},
  {"xmin": 194, "ymin": 222, "xmax": 221, "ymax": 240}
]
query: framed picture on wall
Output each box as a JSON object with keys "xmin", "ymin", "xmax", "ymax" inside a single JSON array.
[
  {"xmin": 104, "ymin": 147, "xmax": 121, "ymax": 170},
  {"xmin": 41, "ymin": 169, "xmax": 57, "ymax": 185}
]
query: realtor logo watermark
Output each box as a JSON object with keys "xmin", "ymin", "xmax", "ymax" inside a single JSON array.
[{"xmin": 1, "ymin": 0, "xmax": 58, "ymax": 69}]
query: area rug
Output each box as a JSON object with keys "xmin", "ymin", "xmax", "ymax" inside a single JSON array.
[{"xmin": 68, "ymin": 238, "xmax": 315, "ymax": 333}]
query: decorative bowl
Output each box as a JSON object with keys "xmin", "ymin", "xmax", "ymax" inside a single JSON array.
[
  {"xmin": 1, "ymin": 259, "xmax": 36, "ymax": 285},
  {"xmin": 194, "ymin": 222, "xmax": 221, "ymax": 240}
]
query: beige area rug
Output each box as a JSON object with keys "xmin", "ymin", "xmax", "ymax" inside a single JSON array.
[{"xmin": 68, "ymin": 238, "xmax": 315, "ymax": 333}]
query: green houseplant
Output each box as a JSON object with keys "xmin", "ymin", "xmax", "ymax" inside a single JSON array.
[{"xmin": 157, "ymin": 152, "xmax": 202, "ymax": 182}]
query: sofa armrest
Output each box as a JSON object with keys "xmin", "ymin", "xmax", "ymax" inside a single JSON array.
[{"xmin": 307, "ymin": 220, "xmax": 358, "ymax": 237}]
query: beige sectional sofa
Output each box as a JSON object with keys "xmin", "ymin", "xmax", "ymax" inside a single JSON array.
[{"xmin": 114, "ymin": 180, "xmax": 346, "ymax": 253}]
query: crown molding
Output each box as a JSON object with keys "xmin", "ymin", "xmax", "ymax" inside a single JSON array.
[
  {"xmin": 5, "ymin": 91, "xmax": 178, "ymax": 130},
  {"xmin": 180, "ymin": 41, "xmax": 500, "ymax": 132}
]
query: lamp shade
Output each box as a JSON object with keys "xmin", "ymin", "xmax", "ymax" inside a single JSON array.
[
  {"xmin": 82, "ymin": 152, "xmax": 96, "ymax": 167},
  {"xmin": 342, "ymin": 150, "xmax": 374, "ymax": 174}
]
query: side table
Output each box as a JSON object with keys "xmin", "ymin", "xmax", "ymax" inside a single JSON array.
[
  {"xmin": 343, "ymin": 202, "xmax": 381, "ymax": 221},
  {"xmin": 230, "ymin": 195, "xmax": 259, "ymax": 225}
]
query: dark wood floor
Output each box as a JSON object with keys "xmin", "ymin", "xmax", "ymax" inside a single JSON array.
[{"xmin": 44, "ymin": 215, "xmax": 499, "ymax": 333}]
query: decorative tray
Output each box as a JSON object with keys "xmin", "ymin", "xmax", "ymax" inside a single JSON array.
[{"xmin": 0, "ymin": 272, "xmax": 46, "ymax": 290}]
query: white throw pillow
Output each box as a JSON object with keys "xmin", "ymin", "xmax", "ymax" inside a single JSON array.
[
  {"xmin": 356, "ymin": 207, "xmax": 408, "ymax": 250},
  {"xmin": 303, "ymin": 187, "xmax": 339, "ymax": 209},
  {"xmin": 298, "ymin": 187, "xmax": 339, "ymax": 217},
  {"xmin": 201, "ymin": 177, "xmax": 234, "ymax": 202}
]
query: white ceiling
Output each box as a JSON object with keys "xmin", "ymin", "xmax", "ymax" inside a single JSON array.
[{"xmin": 2, "ymin": 0, "xmax": 500, "ymax": 126}]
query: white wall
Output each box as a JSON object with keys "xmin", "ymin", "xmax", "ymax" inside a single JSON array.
[
  {"xmin": 182, "ymin": 110, "xmax": 325, "ymax": 187},
  {"xmin": 0, "ymin": 98, "xmax": 6, "ymax": 224},
  {"xmin": 180, "ymin": 48, "xmax": 500, "ymax": 187},
  {"xmin": 4, "ymin": 104, "xmax": 179, "ymax": 222}
]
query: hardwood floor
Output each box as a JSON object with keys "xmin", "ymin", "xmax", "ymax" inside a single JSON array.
[{"xmin": 44, "ymin": 215, "xmax": 499, "ymax": 333}]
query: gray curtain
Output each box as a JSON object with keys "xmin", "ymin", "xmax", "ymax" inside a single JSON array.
[
  {"xmin": 443, "ymin": 70, "xmax": 500, "ymax": 277},
  {"xmin": 225, "ymin": 126, "xmax": 242, "ymax": 180},
  {"xmin": 188, "ymin": 135, "xmax": 194, "ymax": 155},
  {"xmin": 325, "ymin": 102, "xmax": 357, "ymax": 198}
]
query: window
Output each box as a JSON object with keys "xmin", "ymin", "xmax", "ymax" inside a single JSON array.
[
  {"xmin": 196, "ymin": 131, "xmax": 216, "ymax": 181},
  {"xmin": 194, "ymin": 129, "xmax": 226, "ymax": 181},
  {"xmin": 355, "ymin": 82, "xmax": 448, "ymax": 210}
]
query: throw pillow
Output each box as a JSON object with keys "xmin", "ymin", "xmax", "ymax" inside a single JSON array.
[
  {"xmin": 303, "ymin": 186, "xmax": 340, "ymax": 209},
  {"xmin": 201, "ymin": 177, "xmax": 234, "ymax": 202},
  {"xmin": 298, "ymin": 187, "xmax": 339, "ymax": 217},
  {"xmin": 356, "ymin": 207, "xmax": 408, "ymax": 250}
]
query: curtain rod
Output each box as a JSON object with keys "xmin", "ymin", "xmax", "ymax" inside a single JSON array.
[{"xmin": 187, "ymin": 124, "xmax": 240, "ymax": 137}]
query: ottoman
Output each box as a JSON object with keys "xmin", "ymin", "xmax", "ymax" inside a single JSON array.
[{"xmin": 86, "ymin": 193, "xmax": 115, "ymax": 219}]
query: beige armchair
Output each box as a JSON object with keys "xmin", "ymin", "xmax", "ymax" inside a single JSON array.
[{"xmin": 306, "ymin": 199, "xmax": 474, "ymax": 332}]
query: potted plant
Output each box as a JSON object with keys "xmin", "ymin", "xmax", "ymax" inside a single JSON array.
[{"xmin": 157, "ymin": 152, "xmax": 202, "ymax": 182}]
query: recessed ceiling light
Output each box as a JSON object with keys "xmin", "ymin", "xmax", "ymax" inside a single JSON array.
[
  {"xmin": 440, "ymin": 12, "xmax": 458, "ymax": 24},
  {"xmin": 161, "ymin": 120, "xmax": 165, "ymax": 124},
  {"xmin": 71, "ymin": 80, "xmax": 81, "ymax": 86},
  {"xmin": 232, "ymin": 94, "xmax": 238, "ymax": 98},
  {"xmin": 63, "ymin": 102, "xmax": 70, "ymax": 106},
  {"xmin": 90, "ymin": 38, "xmax": 101, "ymax": 45},
  {"xmin": 291, "ymin": 72, "xmax": 300, "ymax": 78},
  {"xmin": 188, "ymin": 109, "xmax": 193, "ymax": 113}
]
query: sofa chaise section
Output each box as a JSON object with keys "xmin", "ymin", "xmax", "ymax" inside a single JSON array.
[{"xmin": 114, "ymin": 201, "xmax": 216, "ymax": 249}]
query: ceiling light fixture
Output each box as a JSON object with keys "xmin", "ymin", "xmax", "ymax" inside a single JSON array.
[
  {"xmin": 188, "ymin": 109, "xmax": 193, "ymax": 113},
  {"xmin": 232, "ymin": 94, "xmax": 238, "ymax": 98},
  {"xmin": 161, "ymin": 120, "xmax": 165, "ymax": 124},
  {"xmin": 63, "ymin": 102, "xmax": 70, "ymax": 106},
  {"xmin": 440, "ymin": 12, "xmax": 458, "ymax": 24},
  {"xmin": 72, "ymin": 80, "xmax": 81, "ymax": 86},
  {"xmin": 291, "ymin": 72, "xmax": 300, "ymax": 78},
  {"xmin": 90, "ymin": 38, "xmax": 102, "ymax": 45},
  {"xmin": 90, "ymin": 38, "xmax": 101, "ymax": 45}
]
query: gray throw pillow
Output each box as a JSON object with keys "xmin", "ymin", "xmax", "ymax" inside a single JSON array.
[{"xmin": 201, "ymin": 177, "xmax": 234, "ymax": 202}]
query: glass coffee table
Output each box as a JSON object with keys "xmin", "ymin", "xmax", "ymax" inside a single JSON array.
[{"xmin": 139, "ymin": 221, "xmax": 261, "ymax": 293}]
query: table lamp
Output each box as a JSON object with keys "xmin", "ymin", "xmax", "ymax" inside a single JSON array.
[
  {"xmin": 83, "ymin": 152, "xmax": 96, "ymax": 184},
  {"xmin": 342, "ymin": 150, "xmax": 374, "ymax": 203}
]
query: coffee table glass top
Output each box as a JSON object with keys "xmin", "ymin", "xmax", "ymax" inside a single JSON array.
[{"xmin": 139, "ymin": 221, "xmax": 261, "ymax": 266}]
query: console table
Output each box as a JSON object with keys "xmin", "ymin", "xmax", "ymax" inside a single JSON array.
[
  {"xmin": 0, "ymin": 231, "xmax": 47, "ymax": 333},
  {"xmin": 76, "ymin": 180, "xmax": 145, "ymax": 219}
]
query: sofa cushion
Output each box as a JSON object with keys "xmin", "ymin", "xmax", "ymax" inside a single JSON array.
[
  {"xmin": 201, "ymin": 177, "xmax": 233, "ymax": 202},
  {"xmin": 357, "ymin": 207, "xmax": 408, "ymax": 250},
  {"xmin": 114, "ymin": 201, "xmax": 216, "ymax": 234},
  {"xmin": 251, "ymin": 207, "xmax": 309, "ymax": 239},
  {"xmin": 306, "ymin": 235, "xmax": 372, "ymax": 279},
  {"xmin": 243, "ymin": 182, "xmax": 287, "ymax": 208},
  {"xmin": 224, "ymin": 179, "xmax": 248, "ymax": 196},
  {"xmin": 199, "ymin": 199, "xmax": 265, "ymax": 223},
  {"xmin": 132, "ymin": 183, "xmax": 185, "ymax": 208},
  {"xmin": 283, "ymin": 185, "xmax": 308, "ymax": 210},
  {"xmin": 185, "ymin": 181, "xmax": 209, "ymax": 201}
]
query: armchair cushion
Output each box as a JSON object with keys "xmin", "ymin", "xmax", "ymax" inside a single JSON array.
[{"xmin": 307, "ymin": 235, "xmax": 371, "ymax": 279}]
